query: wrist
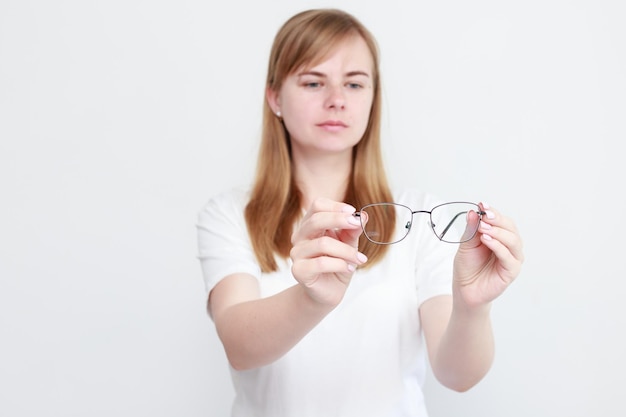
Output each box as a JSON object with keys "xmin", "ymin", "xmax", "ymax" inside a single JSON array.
[
  {"xmin": 296, "ymin": 283, "xmax": 340, "ymax": 314},
  {"xmin": 451, "ymin": 296, "xmax": 492, "ymax": 321}
]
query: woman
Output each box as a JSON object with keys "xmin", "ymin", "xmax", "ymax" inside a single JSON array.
[{"xmin": 197, "ymin": 8, "xmax": 523, "ymax": 417}]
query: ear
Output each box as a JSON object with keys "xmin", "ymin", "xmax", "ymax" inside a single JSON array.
[{"xmin": 266, "ymin": 87, "xmax": 281, "ymax": 116}]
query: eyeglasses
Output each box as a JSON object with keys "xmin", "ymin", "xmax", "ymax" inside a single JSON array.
[{"xmin": 353, "ymin": 202, "xmax": 485, "ymax": 244}]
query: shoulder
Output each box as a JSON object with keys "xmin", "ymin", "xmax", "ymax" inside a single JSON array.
[
  {"xmin": 197, "ymin": 186, "xmax": 252, "ymax": 233},
  {"xmin": 199, "ymin": 186, "xmax": 250, "ymax": 215}
]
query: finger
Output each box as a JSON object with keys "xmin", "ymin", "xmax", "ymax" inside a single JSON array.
[
  {"xmin": 477, "ymin": 204, "xmax": 524, "ymax": 262},
  {"xmin": 292, "ymin": 256, "xmax": 359, "ymax": 283},
  {"xmin": 478, "ymin": 234, "xmax": 523, "ymax": 282},
  {"xmin": 333, "ymin": 218, "xmax": 366, "ymax": 248},
  {"xmin": 290, "ymin": 236, "xmax": 367, "ymax": 267},
  {"xmin": 292, "ymin": 209, "xmax": 361, "ymax": 244},
  {"xmin": 479, "ymin": 222, "xmax": 525, "ymax": 264},
  {"xmin": 477, "ymin": 219, "xmax": 524, "ymax": 279},
  {"xmin": 459, "ymin": 209, "xmax": 482, "ymax": 246},
  {"xmin": 479, "ymin": 203, "xmax": 519, "ymax": 235},
  {"xmin": 301, "ymin": 198, "xmax": 356, "ymax": 221}
]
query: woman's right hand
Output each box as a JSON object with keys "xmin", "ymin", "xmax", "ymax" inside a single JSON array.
[{"xmin": 289, "ymin": 198, "xmax": 368, "ymax": 306}]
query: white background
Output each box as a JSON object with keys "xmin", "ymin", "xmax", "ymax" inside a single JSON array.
[{"xmin": 1, "ymin": 0, "xmax": 624, "ymax": 416}]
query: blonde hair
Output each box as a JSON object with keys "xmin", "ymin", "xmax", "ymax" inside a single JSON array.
[{"xmin": 245, "ymin": 9, "xmax": 395, "ymax": 272}]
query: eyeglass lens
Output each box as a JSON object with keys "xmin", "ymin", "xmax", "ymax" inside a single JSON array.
[
  {"xmin": 430, "ymin": 202, "xmax": 480, "ymax": 243},
  {"xmin": 360, "ymin": 203, "xmax": 412, "ymax": 245}
]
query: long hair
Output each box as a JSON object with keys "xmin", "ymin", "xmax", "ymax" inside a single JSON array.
[{"xmin": 245, "ymin": 9, "xmax": 395, "ymax": 272}]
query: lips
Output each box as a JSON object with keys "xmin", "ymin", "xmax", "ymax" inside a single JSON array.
[{"xmin": 317, "ymin": 120, "xmax": 347, "ymax": 128}]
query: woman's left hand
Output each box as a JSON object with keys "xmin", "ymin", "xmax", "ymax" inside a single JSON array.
[{"xmin": 453, "ymin": 203, "xmax": 524, "ymax": 310}]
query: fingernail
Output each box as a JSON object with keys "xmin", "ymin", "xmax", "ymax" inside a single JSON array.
[
  {"xmin": 357, "ymin": 252, "xmax": 368, "ymax": 263},
  {"xmin": 480, "ymin": 221, "xmax": 492, "ymax": 230},
  {"xmin": 482, "ymin": 233, "xmax": 493, "ymax": 241},
  {"xmin": 347, "ymin": 263, "xmax": 357, "ymax": 272},
  {"xmin": 486, "ymin": 210, "xmax": 495, "ymax": 219},
  {"xmin": 482, "ymin": 202, "xmax": 491, "ymax": 210},
  {"xmin": 342, "ymin": 205, "xmax": 356, "ymax": 213},
  {"xmin": 348, "ymin": 216, "xmax": 361, "ymax": 226}
]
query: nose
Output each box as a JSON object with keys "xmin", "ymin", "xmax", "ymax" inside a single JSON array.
[{"xmin": 324, "ymin": 84, "xmax": 345, "ymax": 110}]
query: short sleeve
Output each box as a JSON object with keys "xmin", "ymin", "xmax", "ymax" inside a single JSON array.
[
  {"xmin": 413, "ymin": 235, "xmax": 455, "ymax": 306},
  {"xmin": 196, "ymin": 188, "xmax": 261, "ymax": 296}
]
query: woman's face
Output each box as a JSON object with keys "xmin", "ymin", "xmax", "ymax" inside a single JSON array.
[{"xmin": 268, "ymin": 36, "xmax": 375, "ymax": 160}]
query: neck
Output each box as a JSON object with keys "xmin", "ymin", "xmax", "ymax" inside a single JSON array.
[{"xmin": 292, "ymin": 150, "xmax": 353, "ymax": 210}]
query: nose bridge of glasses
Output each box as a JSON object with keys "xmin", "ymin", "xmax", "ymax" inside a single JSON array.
[{"xmin": 409, "ymin": 210, "xmax": 434, "ymax": 229}]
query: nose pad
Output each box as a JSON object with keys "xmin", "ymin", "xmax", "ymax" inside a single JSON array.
[{"xmin": 405, "ymin": 221, "xmax": 412, "ymax": 231}]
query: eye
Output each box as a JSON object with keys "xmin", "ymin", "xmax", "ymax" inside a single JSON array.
[
  {"xmin": 302, "ymin": 81, "xmax": 322, "ymax": 89},
  {"xmin": 347, "ymin": 82, "xmax": 363, "ymax": 89}
]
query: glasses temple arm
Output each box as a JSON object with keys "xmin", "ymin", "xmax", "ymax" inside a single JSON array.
[
  {"xmin": 437, "ymin": 209, "xmax": 486, "ymax": 240},
  {"xmin": 437, "ymin": 211, "xmax": 468, "ymax": 240}
]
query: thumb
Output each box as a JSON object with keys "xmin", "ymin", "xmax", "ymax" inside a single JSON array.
[
  {"xmin": 332, "ymin": 211, "xmax": 366, "ymax": 247},
  {"xmin": 459, "ymin": 209, "xmax": 482, "ymax": 248}
]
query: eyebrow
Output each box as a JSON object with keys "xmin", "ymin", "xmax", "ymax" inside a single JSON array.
[{"xmin": 297, "ymin": 70, "xmax": 371, "ymax": 78}]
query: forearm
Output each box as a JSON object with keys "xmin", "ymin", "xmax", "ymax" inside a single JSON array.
[
  {"xmin": 431, "ymin": 303, "xmax": 495, "ymax": 392},
  {"xmin": 214, "ymin": 284, "xmax": 335, "ymax": 370}
]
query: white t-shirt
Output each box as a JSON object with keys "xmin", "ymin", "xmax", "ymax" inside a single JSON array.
[{"xmin": 197, "ymin": 187, "xmax": 456, "ymax": 417}]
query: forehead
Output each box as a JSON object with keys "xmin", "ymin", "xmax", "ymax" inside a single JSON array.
[{"xmin": 298, "ymin": 36, "xmax": 374, "ymax": 74}]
